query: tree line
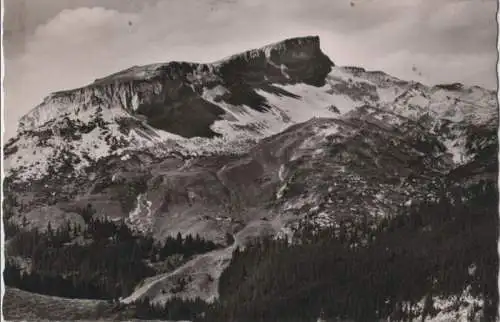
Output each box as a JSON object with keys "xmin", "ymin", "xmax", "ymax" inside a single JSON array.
[
  {"xmin": 126, "ymin": 179, "xmax": 498, "ymax": 322},
  {"xmin": 5, "ymin": 206, "xmax": 221, "ymax": 301}
]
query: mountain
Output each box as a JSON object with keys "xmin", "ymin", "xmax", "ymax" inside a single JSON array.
[
  {"xmin": 5, "ymin": 36, "xmax": 495, "ymax": 182},
  {"xmin": 5, "ymin": 36, "xmax": 333, "ymax": 181},
  {"xmin": 3, "ymin": 36, "xmax": 498, "ymax": 321}
]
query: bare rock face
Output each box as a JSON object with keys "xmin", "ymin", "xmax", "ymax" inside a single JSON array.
[{"xmin": 216, "ymin": 36, "xmax": 334, "ymax": 86}]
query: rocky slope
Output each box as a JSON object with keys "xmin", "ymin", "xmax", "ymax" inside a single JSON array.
[{"xmin": 3, "ymin": 35, "xmax": 498, "ymax": 320}]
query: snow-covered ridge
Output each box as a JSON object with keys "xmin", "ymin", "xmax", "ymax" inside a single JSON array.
[
  {"xmin": 214, "ymin": 35, "xmax": 327, "ymax": 65},
  {"xmin": 18, "ymin": 36, "xmax": 330, "ymax": 134},
  {"xmin": 18, "ymin": 80, "xmax": 164, "ymax": 132},
  {"xmin": 91, "ymin": 36, "xmax": 326, "ymax": 85}
]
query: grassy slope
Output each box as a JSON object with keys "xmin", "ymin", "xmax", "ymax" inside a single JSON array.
[
  {"xmin": 2, "ymin": 287, "xmax": 190, "ymax": 321},
  {"xmin": 2, "ymin": 287, "xmax": 114, "ymax": 321}
]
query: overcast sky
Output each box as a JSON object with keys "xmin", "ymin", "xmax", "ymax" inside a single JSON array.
[{"xmin": 3, "ymin": 0, "xmax": 498, "ymax": 139}]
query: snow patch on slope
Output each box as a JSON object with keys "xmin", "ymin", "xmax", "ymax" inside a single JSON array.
[
  {"xmin": 411, "ymin": 286, "xmax": 484, "ymax": 322},
  {"xmin": 126, "ymin": 194, "xmax": 154, "ymax": 234},
  {"xmin": 442, "ymin": 137, "xmax": 471, "ymax": 164},
  {"xmin": 258, "ymin": 83, "xmax": 352, "ymax": 123}
]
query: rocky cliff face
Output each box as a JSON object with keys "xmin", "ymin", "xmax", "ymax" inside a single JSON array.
[
  {"xmin": 18, "ymin": 36, "xmax": 332, "ymax": 135},
  {"xmin": 3, "ymin": 35, "xmax": 498, "ymax": 319},
  {"xmin": 6, "ymin": 36, "xmax": 336, "ymax": 181}
]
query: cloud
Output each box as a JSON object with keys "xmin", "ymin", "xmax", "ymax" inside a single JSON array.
[{"xmin": 3, "ymin": 0, "xmax": 497, "ymax": 139}]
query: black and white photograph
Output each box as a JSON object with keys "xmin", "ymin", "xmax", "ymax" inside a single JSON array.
[{"xmin": 2, "ymin": 0, "xmax": 499, "ymax": 321}]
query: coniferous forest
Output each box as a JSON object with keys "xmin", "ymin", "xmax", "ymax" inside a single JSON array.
[
  {"xmin": 4, "ymin": 204, "xmax": 220, "ymax": 301},
  {"xmin": 120, "ymin": 179, "xmax": 498, "ymax": 322},
  {"xmin": 4, "ymin": 179, "xmax": 498, "ymax": 322}
]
